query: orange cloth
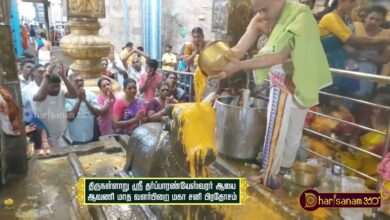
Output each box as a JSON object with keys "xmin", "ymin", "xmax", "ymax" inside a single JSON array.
[
  {"xmin": 183, "ymin": 42, "xmax": 195, "ymax": 57},
  {"xmin": 0, "ymin": 86, "xmax": 23, "ymax": 135},
  {"xmin": 21, "ymin": 27, "xmax": 29, "ymax": 49}
]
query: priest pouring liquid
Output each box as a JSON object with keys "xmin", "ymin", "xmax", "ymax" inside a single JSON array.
[{"xmin": 210, "ymin": 0, "xmax": 333, "ymax": 188}]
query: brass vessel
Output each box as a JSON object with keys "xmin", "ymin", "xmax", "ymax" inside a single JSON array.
[
  {"xmin": 198, "ymin": 41, "xmax": 236, "ymax": 76},
  {"xmin": 291, "ymin": 162, "xmax": 318, "ymax": 187}
]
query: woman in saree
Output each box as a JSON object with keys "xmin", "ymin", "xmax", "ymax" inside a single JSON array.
[
  {"xmin": 112, "ymin": 78, "xmax": 146, "ymax": 134},
  {"xmin": 349, "ymin": 5, "xmax": 390, "ymax": 100},
  {"xmin": 319, "ymin": 0, "xmax": 390, "ymax": 93}
]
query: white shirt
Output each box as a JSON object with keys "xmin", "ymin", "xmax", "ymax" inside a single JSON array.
[
  {"xmin": 19, "ymin": 74, "xmax": 29, "ymax": 90},
  {"xmin": 31, "ymin": 89, "xmax": 69, "ymax": 138},
  {"xmin": 128, "ymin": 66, "xmax": 144, "ymax": 82},
  {"xmin": 22, "ymin": 81, "xmax": 39, "ymax": 109},
  {"xmin": 107, "ymin": 53, "xmax": 126, "ymax": 88}
]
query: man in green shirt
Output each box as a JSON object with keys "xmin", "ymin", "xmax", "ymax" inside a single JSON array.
[{"xmin": 211, "ymin": 0, "xmax": 332, "ymax": 188}]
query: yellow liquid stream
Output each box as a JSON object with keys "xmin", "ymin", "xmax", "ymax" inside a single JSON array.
[
  {"xmin": 194, "ymin": 67, "xmax": 207, "ymax": 103},
  {"xmin": 178, "ymin": 67, "xmax": 284, "ymax": 219},
  {"xmin": 174, "ymin": 67, "xmax": 215, "ymax": 177},
  {"xmin": 177, "ymin": 67, "xmax": 217, "ymax": 218},
  {"xmin": 174, "ymin": 102, "xmax": 216, "ymax": 177}
]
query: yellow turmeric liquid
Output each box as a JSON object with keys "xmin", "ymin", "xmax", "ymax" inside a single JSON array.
[
  {"xmin": 176, "ymin": 67, "xmax": 216, "ymax": 219},
  {"xmin": 214, "ymin": 196, "xmax": 284, "ymax": 220},
  {"xmin": 177, "ymin": 68, "xmax": 280, "ymax": 219},
  {"xmin": 194, "ymin": 67, "xmax": 207, "ymax": 103},
  {"xmin": 174, "ymin": 67, "xmax": 215, "ymax": 177},
  {"xmin": 174, "ymin": 102, "xmax": 216, "ymax": 177}
]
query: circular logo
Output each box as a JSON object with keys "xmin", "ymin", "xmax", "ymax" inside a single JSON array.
[
  {"xmin": 300, "ymin": 189, "xmax": 319, "ymax": 211},
  {"xmin": 23, "ymin": 109, "xmax": 33, "ymax": 122}
]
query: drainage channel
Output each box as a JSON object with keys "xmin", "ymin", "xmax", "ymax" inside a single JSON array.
[{"xmin": 67, "ymin": 153, "xmax": 155, "ymax": 220}]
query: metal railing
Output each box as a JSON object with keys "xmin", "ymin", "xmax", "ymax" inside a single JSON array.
[
  {"xmin": 302, "ymin": 68, "xmax": 390, "ymax": 186},
  {"xmin": 252, "ymin": 69, "xmax": 389, "ymax": 185}
]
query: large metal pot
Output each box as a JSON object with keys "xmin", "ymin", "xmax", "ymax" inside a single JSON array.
[
  {"xmin": 198, "ymin": 41, "xmax": 236, "ymax": 76},
  {"xmin": 215, "ymin": 97, "xmax": 267, "ymax": 160}
]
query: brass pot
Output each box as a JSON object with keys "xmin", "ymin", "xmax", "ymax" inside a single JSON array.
[
  {"xmin": 291, "ymin": 162, "xmax": 318, "ymax": 187},
  {"xmin": 198, "ymin": 41, "xmax": 236, "ymax": 76}
]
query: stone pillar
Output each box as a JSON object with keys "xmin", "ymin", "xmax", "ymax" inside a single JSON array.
[
  {"xmin": 0, "ymin": 0, "xmax": 28, "ymax": 180},
  {"xmin": 60, "ymin": 0, "xmax": 110, "ymax": 79}
]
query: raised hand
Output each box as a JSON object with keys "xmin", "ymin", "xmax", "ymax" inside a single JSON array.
[
  {"xmin": 135, "ymin": 111, "xmax": 145, "ymax": 120},
  {"xmin": 249, "ymin": 12, "xmax": 273, "ymax": 36},
  {"xmin": 193, "ymin": 44, "xmax": 201, "ymax": 55},
  {"xmin": 79, "ymin": 88, "xmax": 86, "ymax": 101},
  {"xmin": 25, "ymin": 124, "xmax": 36, "ymax": 134},
  {"xmin": 45, "ymin": 63, "xmax": 56, "ymax": 78},
  {"xmin": 56, "ymin": 61, "xmax": 65, "ymax": 78},
  {"xmin": 108, "ymin": 90, "xmax": 115, "ymax": 101}
]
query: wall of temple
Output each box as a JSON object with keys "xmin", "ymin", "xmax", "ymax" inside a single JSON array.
[
  {"xmin": 99, "ymin": 0, "xmax": 143, "ymax": 54},
  {"xmin": 98, "ymin": 0, "xmax": 390, "ymax": 59},
  {"xmin": 161, "ymin": 0, "xmax": 215, "ymax": 54},
  {"xmin": 99, "ymin": 0, "xmax": 215, "ymax": 57}
]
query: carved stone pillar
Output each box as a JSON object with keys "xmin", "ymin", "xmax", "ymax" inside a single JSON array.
[{"xmin": 60, "ymin": 0, "xmax": 110, "ymax": 79}]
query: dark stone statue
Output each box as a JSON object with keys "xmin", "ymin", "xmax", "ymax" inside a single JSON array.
[{"xmin": 116, "ymin": 106, "xmax": 216, "ymax": 178}]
